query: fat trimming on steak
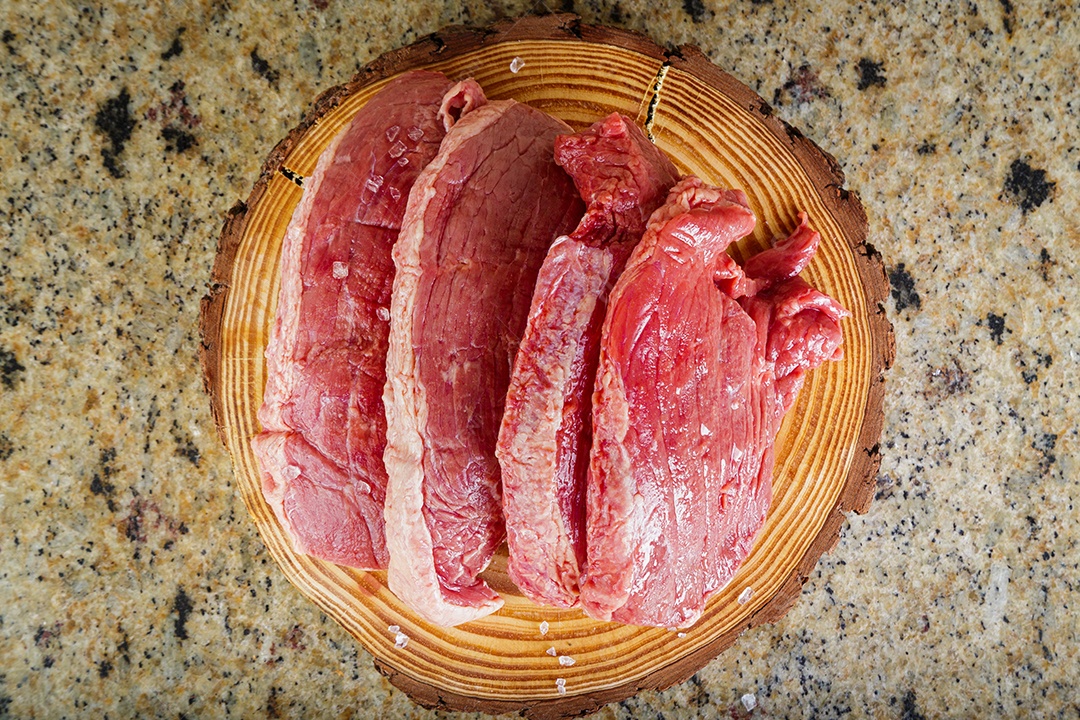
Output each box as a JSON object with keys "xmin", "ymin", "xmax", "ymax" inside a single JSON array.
[
  {"xmin": 383, "ymin": 93, "xmax": 584, "ymax": 627},
  {"xmin": 252, "ymin": 71, "xmax": 455, "ymax": 569},
  {"xmin": 580, "ymin": 178, "xmax": 847, "ymax": 628},
  {"xmin": 497, "ymin": 113, "xmax": 678, "ymax": 609}
]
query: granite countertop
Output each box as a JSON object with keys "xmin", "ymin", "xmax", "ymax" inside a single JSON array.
[{"xmin": 1, "ymin": 1, "xmax": 1076, "ymax": 717}]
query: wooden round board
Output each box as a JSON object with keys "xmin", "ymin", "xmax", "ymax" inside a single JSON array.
[{"xmin": 199, "ymin": 13, "xmax": 894, "ymax": 719}]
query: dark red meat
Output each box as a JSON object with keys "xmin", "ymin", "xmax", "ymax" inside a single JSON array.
[
  {"xmin": 252, "ymin": 71, "xmax": 454, "ymax": 569},
  {"xmin": 580, "ymin": 178, "xmax": 847, "ymax": 628},
  {"xmin": 497, "ymin": 113, "xmax": 678, "ymax": 609},
  {"xmin": 383, "ymin": 94, "xmax": 584, "ymax": 626}
]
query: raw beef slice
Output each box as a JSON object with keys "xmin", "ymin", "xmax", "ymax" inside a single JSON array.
[
  {"xmin": 383, "ymin": 97, "xmax": 584, "ymax": 626},
  {"xmin": 580, "ymin": 177, "xmax": 847, "ymax": 628},
  {"xmin": 497, "ymin": 113, "xmax": 678, "ymax": 609},
  {"xmin": 251, "ymin": 71, "xmax": 458, "ymax": 569}
]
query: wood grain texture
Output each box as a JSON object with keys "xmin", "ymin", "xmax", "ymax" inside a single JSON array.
[{"xmin": 198, "ymin": 13, "xmax": 893, "ymax": 719}]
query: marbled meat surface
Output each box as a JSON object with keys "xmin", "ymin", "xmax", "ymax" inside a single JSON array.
[
  {"xmin": 580, "ymin": 178, "xmax": 847, "ymax": 628},
  {"xmin": 497, "ymin": 113, "xmax": 678, "ymax": 609},
  {"xmin": 382, "ymin": 91, "xmax": 584, "ymax": 626},
  {"xmin": 252, "ymin": 71, "xmax": 453, "ymax": 569}
]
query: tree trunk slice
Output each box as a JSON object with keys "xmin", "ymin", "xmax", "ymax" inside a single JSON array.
[{"xmin": 199, "ymin": 13, "xmax": 893, "ymax": 719}]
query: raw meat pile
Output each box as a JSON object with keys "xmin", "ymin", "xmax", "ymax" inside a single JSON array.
[{"xmin": 253, "ymin": 71, "xmax": 848, "ymax": 629}]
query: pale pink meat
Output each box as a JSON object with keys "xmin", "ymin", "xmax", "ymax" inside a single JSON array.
[
  {"xmin": 252, "ymin": 71, "xmax": 456, "ymax": 569},
  {"xmin": 496, "ymin": 113, "xmax": 678, "ymax": 609},
  {"xmin": 580, "ymin": 178, "xmax": 847, "ymax": 628},
  {"xmin": 383, "ymin": 96, "xmax": 583, "ymax": 626}
]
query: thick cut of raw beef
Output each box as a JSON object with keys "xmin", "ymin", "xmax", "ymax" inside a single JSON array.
[
  {"xmin": 496, "ymin": 113, "xmax": 678, "ymax": 609},
  {"xmin": 383, "ymin": 97, "xmax": 584, "ymax": 626},
  {"xmin": 251, "ymin": 71, "xmax": 459, "ymax": 569},
  {"xmin": 580, "ymin": 177, "xmax": 847, "ymax": 628}
]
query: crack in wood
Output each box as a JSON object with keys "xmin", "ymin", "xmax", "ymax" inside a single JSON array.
[
  {"xmin": 644, "ymin": 61, "xmax": 670, "ymax": 143},
  {"xmin": 280, "ymin": 167, "xmax": 305, "ymax": 187}
]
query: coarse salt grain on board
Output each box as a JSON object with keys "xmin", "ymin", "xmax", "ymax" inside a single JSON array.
[
  {"xmin": 539, "ymin": 620, "xmax": 549, "ymax": 635},
  {"xmin": 558, "ymin": 655, "xmax": 576, "ymax": 667},
  {"xmin": 738, "ymin": 587, "xmax": 755, "ymax": 605}
]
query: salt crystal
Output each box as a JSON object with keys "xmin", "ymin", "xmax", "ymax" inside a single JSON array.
[
  {"xmin": 388, "ymin": 140, "xmax": 408, "ymax": 159},
  {"xmin": 388, "ymin": 187, "xmax": 401, "ymax": 201},
  {"xmin": 700, "ymin": 424, "xmax": 712, "ymax": 436},
  {"xmin": 509, "ymin": 56, "xmax": 525, "ymax": 73},
  {"xmin": 558, "ymin": 655, "xmax": 575, "ymax": 667},
  {"xmin": 396, "ymin": 157, "xmax": 409, "ymax": 167},
  {"xmin": 407, "ymin": 126, "xmax": 424, "ymax": 141},
  {"xmin": 737, "ymin": 587, "xmax": 754, "ymax": 605},
  {"xmin": 546, "ymin": 646, "xmax": 557, "ymax": 656},
  {"xmin": 284, "ymin": 465, "xmax": 301, "ymax": 480},
  {"xmin": 539, "ymin": 620, "xmax": 549, "ymax": 635},
  {"xmin": 376, "ymin": 307, "xmax": 390, "ymax": 321},
  {"xmin": 741, "ymin": 693, "xmax": 757, "ymax": 711},
  {"xmin": 365, "ymin": 175, "xmax": 383, "ymax": 193},
  {"xmin": 387, "ymin": 625, "xmax": 400, "ymax": 633},
  {"xmin": 677, "ymin": 632, "xmax": 687, "ymax": 638},
  {"xmin": 555, "ymin": 678, "xmax": 566, "ymax": 695},
  {"xmin": 386, "ymin": 125, "xmax": 400, "ymax": 142},
  {"xmin": 394, "ymin": 632, "xmax": 409, "ymax": 649},
  {"xmin": 332, "ymin": 261, "xmax": 348, "ymax": 279}
]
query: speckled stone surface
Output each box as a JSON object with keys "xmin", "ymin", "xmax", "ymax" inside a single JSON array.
[{"xmin": 1, "ymin": 1, "xmax": 1077, "ymax": 718}]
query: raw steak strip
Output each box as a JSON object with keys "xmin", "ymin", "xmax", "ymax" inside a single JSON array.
[
  {"xmin": 383, "ymin": 96, "xmax": 583, "ymax": 626},
  {"xmin": 497, "ymin": 113, "xmax": 678, "ymax": 609},
  {"xmin": 580, "ymin": 178, "xmax": 847, "ymax": 628},
  {"xmin": 252, "ymin": 71, "xmax": 456, "ymax": 569}
]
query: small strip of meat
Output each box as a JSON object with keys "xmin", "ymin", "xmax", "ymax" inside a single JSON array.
[
  {"xmin": 580, "ymin": 178, "xmax": 846, "ymax": 628},
  {"xmin": 252, "ymin": 71, "xmax": 455, "ymax": 569},
  {"xmin": 497, "ymin": 113, "xmax": 678, "ymax": 609},
  {"xmin": 739, "ymin": 213, "xmax": 848, "ymax": 411},
  {"xmin": 383, "ymin": 93, "xmax": 584, "ymax": 626}
]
